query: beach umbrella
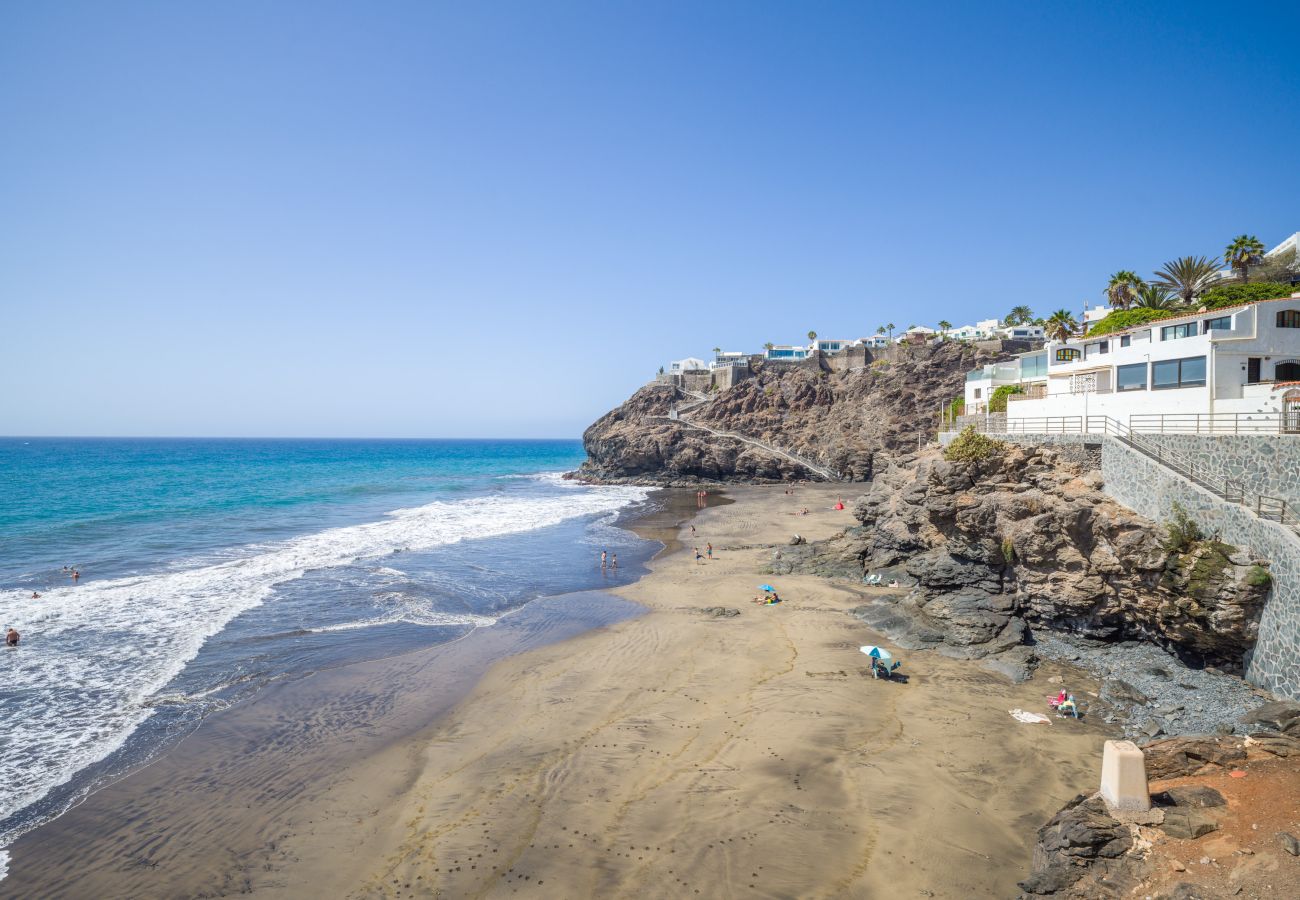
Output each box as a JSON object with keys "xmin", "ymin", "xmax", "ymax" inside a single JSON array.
[
  {"xmin": 859, "ymin": 645, "xmax": 893, "ymax": 661},
  {"xmin": 758, "ymin": 584, "xmax": 775, "ymax": 592}
]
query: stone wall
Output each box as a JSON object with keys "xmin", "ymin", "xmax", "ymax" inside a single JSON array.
[
  {"xmin": 710, "ymin": 364, "xmax": 752, "ymax": 391},
  {"xmin": 996, "ymin": 433, "xmax": 1300, "ymax": 699},
  {"xmin": 1133, "ymin": 435, "xmax": 1300, "ymax": 511}
]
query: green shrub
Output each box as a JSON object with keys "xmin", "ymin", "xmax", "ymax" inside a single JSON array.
[
  {"xmin": 1086, "ymin": 307, "xmax": 1181, "ymax": 337},
  {"xmin": 1200, "ymin": 282, "xmax": 1294, "ymax": 310},
  {"xmin": 1246, "ymin": 565, "xmax": 1272, "ymax": 588},
  {"xmin": 988, "ymin": 384, "xmax": 1023, "ymax": 413},
  {"xmin": 1001, "ymin": 537, "xmax": 1015, "ymax": 566},
  {"xmin": 943, "ymin": 426, "xmax": 1006, "ymax": 463},
  {"xmin": 1163, "ymin": 501, "xmax": 1204, "ymax": 553}
]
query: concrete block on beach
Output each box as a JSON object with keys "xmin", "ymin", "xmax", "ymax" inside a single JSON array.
[{"xmin": 1100, "ymin": 740, "xmax": 1150, "ymax": 812}]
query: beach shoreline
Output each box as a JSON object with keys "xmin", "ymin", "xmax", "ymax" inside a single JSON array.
[{"xmin": 5, "ymin": 485, "xmax": 1112, "ymax": 898}]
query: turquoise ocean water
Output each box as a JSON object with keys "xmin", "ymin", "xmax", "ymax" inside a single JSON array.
[{"xmin": 0, "ymin": 438, "xmax": 653, "ymax": 876}]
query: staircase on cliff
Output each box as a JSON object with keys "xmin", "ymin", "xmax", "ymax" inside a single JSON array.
[{"xmin": 661, "ymin": 387, "xmax": 843, "ymax": 481}]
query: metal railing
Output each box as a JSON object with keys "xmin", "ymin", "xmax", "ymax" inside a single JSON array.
[
  {"xmin": 1128, "ymin": 412, "xmax": 1290, "ymax": 435},
  {"xmin": 949, "ymin": 413, "xmax": 1300, "ymax": 537}
]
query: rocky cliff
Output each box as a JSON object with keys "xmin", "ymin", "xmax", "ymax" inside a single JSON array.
[
  {"xmin": 776, "ymin": 439, "xmax": 1271, "ymax": 671},
  {"xmin": 576, "ymin": 340, "xmax": 1023, "ymax": 484}
]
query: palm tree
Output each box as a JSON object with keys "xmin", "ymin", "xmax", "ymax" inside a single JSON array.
[
  {"xmin": 876, "ymin": 326, "xmax": 886, "ymax": 336},
  {"xmin": 1104, "ymin": 270, "xmax": 1144, "ymax": 310},
  {"xmin": 763, "ymin": 342, "xmax": 774, "ymax": 351},
  {"xmin": 937, "ymin": 320, "xmax": 952, "ymax": 339},
  {"xmin": 1006, "ymin": 305, "xmax": 1033, "ymax": 326},
  {"xmin": 712, "ymin": 346, "xmax": 721, "ymax": 354},
  {"xmin": 1045, "ymin": 309, "xmax": 1078, "ymax": 343},
  {"xmin": 1151, "ymin": 255, "xmax": 1222, "ymax": 306},
  {"xmin": 1225, "ymin": 234, "xmax": 1266, "ymax": 283},
  {"xmin": 886, "ymin": 323, "xmax": 896, "ymax": 341},
  {"xmin": 1133, "ymin": 284, "xmax": 1177, "ymax": 310}
]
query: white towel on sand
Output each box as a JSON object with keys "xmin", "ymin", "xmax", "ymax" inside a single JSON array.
[{"xmin": 1009, "ymin": 708, "xmax": 1051, "ymax": 724}]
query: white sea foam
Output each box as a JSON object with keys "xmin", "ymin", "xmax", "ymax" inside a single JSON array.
[{"xmin": 0, "ymin": 481, "xmax": 648, "ymax": 870}]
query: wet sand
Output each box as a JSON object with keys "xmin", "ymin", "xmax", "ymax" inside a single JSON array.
[{"xmin": 6, "ymin": 486, "xmax": 1112, "ymax": 898}]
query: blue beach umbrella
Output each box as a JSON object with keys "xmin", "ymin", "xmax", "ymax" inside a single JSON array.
[
  {"xmin": 758, "ymin": 584, "xmax": 775, "ymax": 592},
  {"xmin": 859, "ymin": 645, "xmax": 893, "ymax": 661}
]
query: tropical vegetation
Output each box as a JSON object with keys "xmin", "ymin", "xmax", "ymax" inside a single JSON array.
[
  {"xmin": 1104, "ymin": 270, "xmax": 1144, "ymax": 310},
  {"xmin": 1225, "ymin": 234, "xmax": 1265, "ymax": 283},
  {"xmin": 988, "ymin": 384, "xmax": 1023, "ymax": 412},
  {"xmin": 1085, "ymin": 306, "xmax": 1180, "ymax": 337},
  {"xmin": 1150, "ymin": 255, "xmax": 1222, "ymax": 306},
  {"xmin": 1005, "ymin": 305, "xmax": 1034, "ymax": 325},
  {"xmin": 1044, "ymin": 309, "xmax": 1078, "ymax": 342},
  {"xmin": 1133, "ymin": 283, "xmax": 1177, "ymax": 309},
  {"xmin": 1201, "ymin": 281, "xmax": 1294, "ymax": 310}
]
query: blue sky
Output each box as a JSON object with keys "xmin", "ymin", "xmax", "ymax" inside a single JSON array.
[{"xmin": 2, "ymin": 1, "xmax": 1297, "ymax": 437}]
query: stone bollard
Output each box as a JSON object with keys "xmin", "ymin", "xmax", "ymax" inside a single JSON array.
[{"xmin": 1100, "ymin": 740, "xmax": 1150, "ymax": 812}]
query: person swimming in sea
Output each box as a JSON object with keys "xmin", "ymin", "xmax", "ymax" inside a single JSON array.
[{"xmin": 6, "ymin": 627, "xmax": 19, "ymax": 647}]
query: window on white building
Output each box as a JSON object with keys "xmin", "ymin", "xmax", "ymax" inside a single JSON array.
[
  {"xmin": 1160, "ymin": 323, "xmax": 1197, "ymax": 341},
  {"xmin": 1278, "ymin": 310, "xmax": 1300, "ymax": 328},
  {"xmin": 1202, "ymin": 316, "xmax": 1231, "ymax": 333},
  {"xmin": 1116, "ymin": 363, "xmax": 1147, "ymax": 392},
  {"xmin": 1152, "ymin": 356, "xmax": 1206, "ymax": 390},
  {"xmin": 1054, "ymin": 348, "xmax": 1081, "ymax": 363},
  {"xmin": 1120, "ymin": 335, "xmax": 1131, "ymax": 348}
]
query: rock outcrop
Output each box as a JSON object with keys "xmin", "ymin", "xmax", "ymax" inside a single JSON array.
[
  {"xmin": 576, "ymin": 340, "xmax": 1021, "ymax": 483},
  {"xmin": 789, "ymin": 441, "xmax": 1270, "ymax": 669},
  {"xmin": 1021, "ymin": 730, "xmax": 1300, "ymax": 898}
]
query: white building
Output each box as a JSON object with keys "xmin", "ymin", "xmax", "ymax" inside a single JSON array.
[
  {"xmin": 765, "ymin": 344, "xmax": 810, "ymax": 361},
  {"xmin": 964, "ymin": 294, "xmax": 1300, "ymax": 428},
  {"xmin": 948, "ymin": 318, "xmax": 997, "ymax": 341},
  {"xmin": 1082, "ymin": 305, "xmax": 1111, "ymax": 328},
  {"xmin": 858, "ymin": 335, "xmax": 891, "ymax": 349},
  {"xmin": 710, "ymin": 351, "xmax": 750, "ymax": 369},
  {"xmin": 1000, "ymin": 323, "xmax": 1046, "ymax": 340},
  {"xmin": 810, "ymin": 338, "xmax": 854, "ymax": 355},
  {"xmin": 668, "ymin": 357, "xmax": 708, "ymax": 374},
  {"xmin": 897, "ymin": 325, "xmax": 937, "ymax": 344}
]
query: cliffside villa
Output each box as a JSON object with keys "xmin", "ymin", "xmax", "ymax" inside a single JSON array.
[{"xmin": 964, "ymin": 293, "xmax": 1300, "ymax": 432}]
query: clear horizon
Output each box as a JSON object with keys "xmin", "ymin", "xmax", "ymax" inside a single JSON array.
[{"xmin": 3, "ymin": 1, "xmax": 1298, "ymax": 438}]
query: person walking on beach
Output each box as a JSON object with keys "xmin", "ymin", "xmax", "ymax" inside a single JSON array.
[
  {"xmin": 6, "ymin": 627, "xmax": 19, "ymax": 647},
  {"xmin": 706, "ymin": 543, "xmax": 712, "ymax": 559},
  {"xmin": 694, "ymin": 547, "xmax": 704, "ymax": 563}
]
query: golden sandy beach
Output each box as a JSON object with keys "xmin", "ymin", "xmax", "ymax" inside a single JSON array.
[{"xmin": 263, "ymin": 484, "xmax": 1109, "ymax": 898}]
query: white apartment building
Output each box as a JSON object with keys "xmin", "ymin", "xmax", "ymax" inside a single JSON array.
[
  {"xmin": 965, "ymin": 294, "xmax": 1300, "ymax": 428},
  {"xmin": 858, "ymin": 335, "xmax": 891, "ymax": 349}
]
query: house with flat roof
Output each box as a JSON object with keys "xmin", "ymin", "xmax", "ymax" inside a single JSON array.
[
  {"xmin": 765, "ymin": 344, "xmax": 810, "ymax": 361},
  {"xmin": 667, "ymin": 357, "xmax": 708, "ymax": 373},
  {"xmin": 710, "ymin": 351, "xmax": 750, "ymax": 369},
  {"xmin": 973, "ymin": 293, "xmax": 1300, "ymax": 429},
  {"xmin": 858, "ymin": 335, "xmax": 891, "ymax": 349},
  {"xmin": 810, "ymin": 338, "xmax": 854, "ymax": 355}
]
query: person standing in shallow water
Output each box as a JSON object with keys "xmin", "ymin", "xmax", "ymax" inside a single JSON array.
[
  {"xmin": 6, "ymin": 627, "xmax": 19, "ymax": 647},
  {"xmin": 600, "ymin": 550, "xmax": 607, "ymax": 568},
  {"xmin": 611, "ymin": 554, "xmax": 617, "ymax": 568}
]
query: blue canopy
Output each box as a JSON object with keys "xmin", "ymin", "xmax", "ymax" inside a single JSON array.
[
  {"xmin": 758, "ymin": 584, "xmax": 775, "ymax": 592},
  {"xmin": 859, "ymin": 645, "xmax": 893, "ymax": 661}
]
